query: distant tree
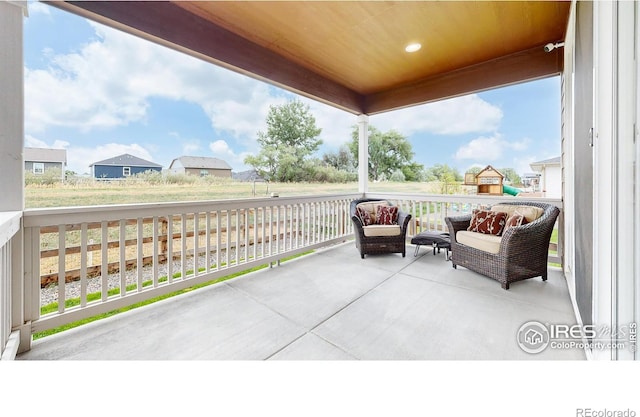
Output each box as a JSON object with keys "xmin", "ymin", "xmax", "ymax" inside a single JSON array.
[
  {"xmin": 322, "ymin": 145, "xmax": 355, "ymax": 172},
  {"xmin": 401, "ymin": 162, "xmax": 425, "ymax": 182},
  {"xmin": 465, "ymin": 166, "xmax": 482, "ymax": 175},
  {"xmin": 244, "ymin": 99, "xmax": 322, "ymax": 182},
  {"xmin": 348, "ymin": 126, "xmax": 415, "ymax": 181},
  {"xmin": 389, "ymin": 169, "xmax": 406, "ymax": 182},
  {"xmin": 425, "ymin": 164, "xmax": 462, "ymax": 182},
  {"xmin": 499, "ymin": 167, "xmax": 522, "ymax": 186}
]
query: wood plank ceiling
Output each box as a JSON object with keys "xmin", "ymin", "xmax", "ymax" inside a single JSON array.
[{"xmin": 51, "ymin": 1, "xmax": 571, "ymax": 115}]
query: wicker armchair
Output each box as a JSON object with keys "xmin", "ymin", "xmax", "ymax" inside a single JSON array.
[
  {"xmin": 445, "ymin": 201, "xmax": 560, "ymax": 289},
  {"xmin": 350, "ymin": 198, "xmax": 412, "ymax": 258}
]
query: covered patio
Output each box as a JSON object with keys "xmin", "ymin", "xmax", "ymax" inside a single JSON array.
[
  {"xmin": 17, "ymin": 242, "xmax": 582, "ymax": 360},
  {"xmin": 2, "ymin": 0, "xmax": 639, "ymax": 368},
  {"xmin": 4, "ymin": 0, "xmax": 640, "ymax": 413}
]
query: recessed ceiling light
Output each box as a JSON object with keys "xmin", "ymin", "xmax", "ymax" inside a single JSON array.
[{"xmin": 405, "ymin": 43, "xmax": 422, "ymax": 53}]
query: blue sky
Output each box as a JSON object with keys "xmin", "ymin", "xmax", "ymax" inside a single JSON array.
[{"xmin": 23, "ymin": 2, "xmax": 561, "ymax": 177}]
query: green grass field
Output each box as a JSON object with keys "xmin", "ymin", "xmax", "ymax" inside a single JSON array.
[{"xmin": 24, "ymin": 179, "xmax": 444, "ymax": 208}]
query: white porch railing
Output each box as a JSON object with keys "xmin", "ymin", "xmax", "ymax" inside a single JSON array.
[
  {"xmin": 18, "ymin": 192, "xmax": 562, "ymax": 351},
  {"xmin": 0, "ymin": 211, "xmax": 21, "ymax": 360},
  {"xmin": 21, "ymin": 194, "xmax": 360, "ymax": 345}
]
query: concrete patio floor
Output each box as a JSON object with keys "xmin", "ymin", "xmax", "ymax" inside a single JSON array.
[{"xmin": 17, "ymin": 241, "xmax": 585, "ymax": 360}]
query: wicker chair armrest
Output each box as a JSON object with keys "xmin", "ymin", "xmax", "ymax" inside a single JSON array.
[
  {"xmin": 445, "ymin": 215, "xmax": 471, "ymax": 242},
  {"xmin": 498, "ymin": 207, "xmax": 559, "ymax": 255},
  {"xmin": 351, "ymin": 215, "xmax": 366, "ymax": 235},
  {"xmin": 398, "ymin": 211, "xmax": 411, "ymax": 232}
]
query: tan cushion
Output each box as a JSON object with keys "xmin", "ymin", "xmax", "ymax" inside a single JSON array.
[
  {"xmin": 491, "ymin": 204, "xmax": 544, "ymax": 223},
  {"xmin": 363, "ymin": 224, "xmax": 401, "ymax": 237},
  {"xmin": 355, "ymin": 206, "xmax": 374, "ymax": 226},
  {"xmin": 356, "ymin": 201, "xmax": 389, "ymax": 224},
  {"xmin": 456, "ymin": 230, "xmax": 502, "ymax": 254}
]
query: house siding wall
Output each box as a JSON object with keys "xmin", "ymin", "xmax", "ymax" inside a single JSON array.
[
  {"xmin": 184, "ymin": 168, "xmax": 231, "ymax": 178},
  {"xmin": 93, "ymin": 165, "xmax": 162, "ymax": 179},
  {"xmin": 24, "ymin": 161, "xmax": 63, "ymax": 174}
]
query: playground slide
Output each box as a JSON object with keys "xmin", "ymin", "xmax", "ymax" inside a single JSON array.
[{"xmin": 502, "ymin": 184, "xmax": 520, "ymax": 196}]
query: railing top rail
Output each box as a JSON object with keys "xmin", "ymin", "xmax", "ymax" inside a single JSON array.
[
  {"xmin": 23, "ymin": 193, "xmax": 364, "ymax": 227},
  {"xmin": 0, "ymin": 211, "xmax": 22, "ymax": 247},
  {"xmin": 364, "ymin": 192, "xmax": 563, "ymax": 208},
  {"xmin": 22, "ymin": 191, "xmax": 562, "ymax": 228}
]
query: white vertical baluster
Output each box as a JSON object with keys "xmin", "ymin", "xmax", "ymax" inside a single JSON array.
[
  {"xmin": 252, "ymin": 208, "xmax": 258, "ymax": 260},
  {"xmin": 193, "ymin": 212, "xmax": 199, "ymax": 276},
  {"xmin": 181, "ymin": 214, "xmax": 187, "ymax": 279},
  {"xmin": 235, "ymin": 209, "xmax": 241, "ymax": 264},
  {"xmin": 119, "ymin": 219, "xmax": 126, "ymax": 296},
  {"xmin": 80, "ymin": 223, "xmax": 87, "ymax": 307},
  {"xmin": 57, "ymin": 225, "xmax": 65, "ymax": 313},
  {"xmin": 226, "ymin": 210, "xmax": 232, "ymax": 267},
  {"xmin": 260, "ymin": 207, "xmax": 266, "ymax": 260},
  {"xmin": 205, "ymin": 212, "xmax": 211, "ymax": 273},
  {"xmin": 216, "ymin": 210, "xmax": 221, "ymax": 270},
  {"xmin": 152, "ymin": 216, "xmax": 159, "ymax": 288},
  {"xmin": 101, "ymin": 221, "xmax": 108, "ymax": 301},
  {"xmin": 166, "ymin": 215, "xmax": 173, "ymax": 283},
  {"xmin": 137, "ymin": 218, "xmax": 143, "ymax": 292}
]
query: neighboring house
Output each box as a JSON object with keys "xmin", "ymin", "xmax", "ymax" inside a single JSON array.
[
  {"xmin": 530, "ymin": 157, "xmax": 561, "ymax": 198},
  {"xmin": 169, "ymin": 156, "xmax": 232, "ymax": 178},
  {"xmin": 89, "ymin": 154, "xmax": 162, "ymax": 179},
  {"xmin": 521, "ymin": 172, "xmax": 542, "ymax": 191},
  {"xmin": 24, "ymin": 147, "xmax": 67, "ymax": 181}
]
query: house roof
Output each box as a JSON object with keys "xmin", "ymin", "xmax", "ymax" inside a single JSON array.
[
  {"xmin": 90, "ymin": 154, "xmax": 162, "ymax": 168},
  {"xmin": 476, "ymin": 165, "xmax": 504, "ymax": 178},
  {"xmin": 530, "ymin": 156, "xmax": 561, "ymax": 168},
  {"xmin": 170, "ymin": 156, "xmax": 232, "ymax": 170},
  {"xmin": 24, "ymin": 147, "xmax": 67, "ymax": 164},
  {"xmin": 50, "ymin": 1, "xmax": 570, "ymax": 115}
]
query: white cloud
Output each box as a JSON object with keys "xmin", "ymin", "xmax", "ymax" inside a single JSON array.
[
  {"xmin": 182, "ymin": 142, "xmax": 201, "ymax": 155},
  {"xmin": 455, "ymin": 135, "xmax": 531, "ymax": 162},
  {"xmin": 25, "ymin": 134, "xmax": 69, "ymax": 150},
  {"xmin": 302, "ymin": 98, "xmax": 356, "ymax": 148},
  {"xmin": 27, "ymin": 1, "xmax": 51, "ymax": 16},
  {"xmin": 208, "ymin": 140, "xmax": 252, "ymax": 171},
  {"xmin": 455, "ymin": 135, "xmax": 503, "ymax": 161},
  {"xmin": 24, "ymin": 20, "xmax": 282, "ymax": 143},
  {"xmin": 370, "ymin": 94, "xmax": 503, "ymax": 136}
]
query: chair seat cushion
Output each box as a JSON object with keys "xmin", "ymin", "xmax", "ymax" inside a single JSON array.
[
  {"xmin": 363, "ymin": 224, "xmax": 402, "ymax": 237},
  {"xmin": 456, "ymin": 231, "xmax": 502, "ymax": 254}
]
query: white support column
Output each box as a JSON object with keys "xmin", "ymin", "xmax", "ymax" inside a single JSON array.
[
  {"xmin": 635, "ymin": 0, "xmax": 640, "ymax": 361},
  {"xmin": 357, "ymin": 114, "xmax": 369, "ymax": 194},
  {"xmin": 614, "ymin": 0, "xmax": 638, "ymax": 360},
  {"xmin": 591, "ymin": 0, "xmax": 638, "ymax": 360},
  {"xmin": 591, "ymin": 0, "xmax": 614, "ymax": 360},
  {"xmin": 1, "ymin": 0, "xmax": 27, "ymax": 355},
  {"xmin": 0, "ymin": 1, "xmax": 26, "ymax": 212}
]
